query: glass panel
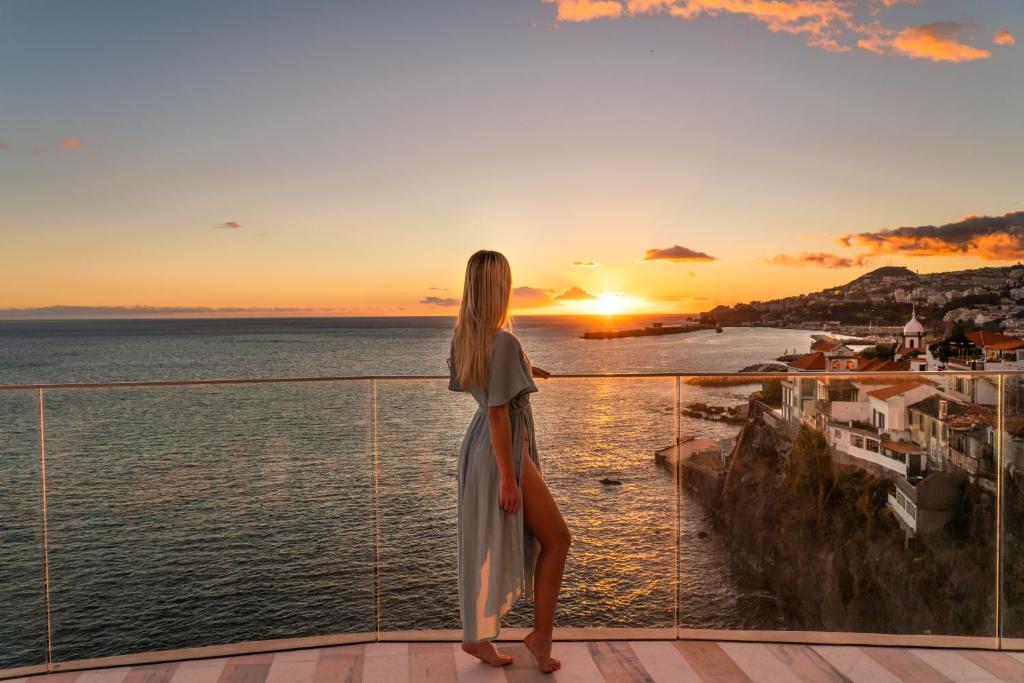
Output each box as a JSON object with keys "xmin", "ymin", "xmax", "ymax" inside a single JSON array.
[
  {"xmin": 376, "ymin": 377, "xmax": 676, "ymax": 633},
  {"xmin": 1002, "ymin": 372, "xmax": 1024, "ymax": 638},
  {"xmin": 0, "ymin": 389, "xmax": 47, "ymax": 671},
  {"xmin": 42, "ymin": 381, "xmax": 374, "ymax": 663},
  {"xmin": 689, "ymin": 372, "xmax": 996, "ymax": 637}
]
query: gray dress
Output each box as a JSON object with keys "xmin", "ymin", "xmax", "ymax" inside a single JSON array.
[{"xmin": 447, "ymin": 329, "xmax": 541, "ymax": 642}]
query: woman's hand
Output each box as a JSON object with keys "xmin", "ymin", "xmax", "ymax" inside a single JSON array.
[
  {"xmin": 499, "ymin": 475, "xmax": 520, "ymax": 514},
  {"xmin": 531, "ymin": 365, "xmax": 551, "ymax": 379}
]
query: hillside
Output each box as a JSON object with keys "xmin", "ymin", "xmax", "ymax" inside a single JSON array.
[
  {"xmin": 705, "ymin": 264, "xmax": 1024, "ymax": 334},
  {"xmin": 845, "ymin": 266, "xmax": 917, "ymax": 288}
]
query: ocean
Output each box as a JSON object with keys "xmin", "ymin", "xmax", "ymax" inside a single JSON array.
[{"xmin": 0, "ymin": 316, "xmax": 812, "ymax": 668}]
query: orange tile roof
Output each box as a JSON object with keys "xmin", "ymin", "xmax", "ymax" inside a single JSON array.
[
  {"xmin": 811, "ymin": 339, "xmax": 840, "ymax": 352},
  {"xmin": 967, "ymin": 330, "xmax": 1019, "ymax": 347},
  {"xmin": 867, "ymin": 380, "xmax": 934, "ymax": 400},
  {"xmin": 987, "ymin": 339, "xmax": 1024, "ymax": 351},
  {"xmin": 857, "ymin": 359, "xmax": 911, "ymax": 372},
  {"xmin": 881, "ymin": 440, "xmax": 925, "ymax": 454},
  {"xmin": 788, "ymin": 352, "xmax": 827, "ymax": 371}
]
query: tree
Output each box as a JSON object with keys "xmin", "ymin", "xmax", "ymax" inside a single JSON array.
[{"xmin": 929, "ymin": 320, "xmax": 980, "ymax": 366}]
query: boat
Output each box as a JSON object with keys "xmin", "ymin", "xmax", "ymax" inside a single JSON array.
[
  {"xmin": 581, "ymin": 322, "xmax": 712, "ymax": 340},
  {"xmin": 715, "ymin": 324, "xmax": 723, "ymax": 333}
]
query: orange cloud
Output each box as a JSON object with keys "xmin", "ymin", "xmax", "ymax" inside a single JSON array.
[
  {"xmin": 840, "ymin": 211, "xmax": 1024, "ymax": 260},
  {"xmin": 421, "ymin": 296, "xmax": 459, "ymax": 307},
  {"xmin": 61, "ymin": 138, "xmax": 82, "ymax": 149},
  {"xmin": 512, "ymin": 286, "xmax": 556, "ymax": 309},
  {"xmin": 994, "ymin": 29, "xmax": 1016, "ymax": 47},
  {"xmin": 541, "ymin": 1, "xmax": 1002, "ymax": 61},
  {"xmin": 215, "ymin": 221, "xmax": 243, "ymax": 229},
  {"xmin": 665, "ymin": 0, "xmax": 854, "ymax": 53},
  {"xmin": 887, "ymin": 23, "xmax": 991, "ymax": 62},
  {"xmin": 554, "ymin": 286, "xmax": 597, "ymax": 301},
  {"xmin": 543, "ymin": 0, "xmax": 623, "ymax": 22},
  {"xmin": 572, "ymin": 260, "xmax": 600, "ymax": 268},
  {"xmin": 641, "ymin": 244, "xmax": 716, "ymax": 262},
  {"xmin": 769, "ymin": 252, "xmax": 871, "ymax": 269}
]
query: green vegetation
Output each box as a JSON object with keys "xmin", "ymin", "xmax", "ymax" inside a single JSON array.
[
  {"xmin": 928, "ymin": 320, "xmax": 981, "ymax": 365},
  {"xmin": 760, "ymin": 379, "xmax": 782, "ymax": 407},
  {"xmin": 718, "ymin": 422, "xmax": 995, "ymax": 635}
]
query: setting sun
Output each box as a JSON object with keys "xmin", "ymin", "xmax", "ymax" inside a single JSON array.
[{"xmin": 580, "ymin": 292, "xmax": 642, "ymax": 316}]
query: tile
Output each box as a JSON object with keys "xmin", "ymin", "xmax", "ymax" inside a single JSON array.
[
  {"xmin": 587, "ymin": 641, "xmax": 654, "ymax": 682},
  {"xmin": 123, "ymin": 663, "xmax": 180, "ymax": 683},
  {"xmin": 863, "ymin": 647, "xmax": 953, "ymax": 683},
  {"xmin": 169, "ymin": 665, "xmax": 225, "ymax": 683},
  {"xmin": 958, "ymin": 650, "xmax": 1024, "ymax": 680},
  {"xmin": 264, "ymin": 659, "xmax": 317, "ymax": 683},
  {"xmin": 550, "ymin": 641, "xmax": 605, "ymax": 683},
  {"xmin": 909, "ymin": 649, "xmax": 1000, "ymax": 682},
  {"xmin": 216, "ymin": 658, "xmax": 271, "ymax": 683},
  {"xmin": 674, "ymin": 641, "xmax": 752, "ymax": 682},
  {"xmin": 628, "ymin": 641, "xmax": 703, "ymax": 683},
  {"xmin": 718, "ymin": 642, "xmax": 802, "ymax": 683},
  {"xmin": 362, "ymin": 643, "xmax": 411, "ymax": 683},
  {"xmin": 763, "ymin": 644, "xmax": 848, "ymax": 683},
  {"xmin": 75, "ymin": 671, "xmax": 131, "ymax": 683},
  {"xmin": 502, "ymin": 643, "xmax": 550, "ymax": 683},
  {"xmin": 364, "ymin": 644, "xmax": 409, "ymax": 659},
  {"xmin": 811, "ymin": 646, "xmax": 903, "ymax": 683},
  {"xmin": 452, "ymin": 643, "xmax": 508, "ymax": 683},
  {"xmin": 408, "ymin": 643, "xmax": 455, "ymax": 683}
]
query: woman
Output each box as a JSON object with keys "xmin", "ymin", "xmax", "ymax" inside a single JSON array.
[{"xmin": 447, "ymin": 250, "xmax": 571, "ymax": 673}]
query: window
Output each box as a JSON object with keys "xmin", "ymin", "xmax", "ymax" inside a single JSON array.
[
  {"xmin": 834, "ymin": 429, "xmax": 841, "ymax": 439},
  {"xmin": 852, "ymin": 434, "xmax": 864, "ymax": 449},
  {"xmin": 873, "ymin": 409, "xmax": 886, "ymax": 431},
  {"xmin": 866, "ymin": 439, "xmax": 880, "ymax": 453}
]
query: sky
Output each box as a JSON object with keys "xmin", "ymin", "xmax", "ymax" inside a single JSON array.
[{"xmin": 1, "ymin": 0, "xmax": 1022, "ymax": 317}]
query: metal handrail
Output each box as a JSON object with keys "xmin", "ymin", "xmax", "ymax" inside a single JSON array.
[{"xmin": 0, "ymin": 369, "xmax": 1018, "ymax": 391}]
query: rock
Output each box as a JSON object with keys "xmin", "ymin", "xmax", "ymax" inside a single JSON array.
[
  {"xmin": 599, "ymin": 477, "xmax": 622, "ymax": 486},
  {"xmin": 697, "ymin": 531, "xmax": 709, "ymax": 539}
]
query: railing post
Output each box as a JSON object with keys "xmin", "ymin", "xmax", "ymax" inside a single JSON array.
[
  {"xmin": 674, "ymin": 375, "xmax": 681, "ymax": 640},
  {"xmin": 997, "ymin": 373, "xmax": 1004, "ymax": 649},
  {"xmin": 371, "ymin": 379, "xmax": 382, "ymax": 641},
  {"xmin": 38, "ymin": 388, "xmax": 54, "ymax": 671}
]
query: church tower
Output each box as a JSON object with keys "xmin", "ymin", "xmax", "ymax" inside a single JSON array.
[{"xmin": 902, "ymin": 306, "xmax": 925, "ymax": 350}]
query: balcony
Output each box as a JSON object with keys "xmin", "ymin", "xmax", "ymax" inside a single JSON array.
[{"xmin": 3, "ymin": 370, "xmax": 1024, "ymax": 681}]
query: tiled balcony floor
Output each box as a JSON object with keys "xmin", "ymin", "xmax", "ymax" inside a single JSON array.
[{"xmin": 10, "ymin": 640, "xmax": 1024, "ymax": 683}]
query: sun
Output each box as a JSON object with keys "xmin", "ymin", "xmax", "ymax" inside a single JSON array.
[{"xmin": 584, "ymin": 292, "xmax": 639, "ymax": 316}]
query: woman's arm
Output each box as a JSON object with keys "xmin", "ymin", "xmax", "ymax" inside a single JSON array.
[{"xmin": 487, "ymin": 402, "xmax": 521, "ymax": 514}]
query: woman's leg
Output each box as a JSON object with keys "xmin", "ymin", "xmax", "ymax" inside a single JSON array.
[{"xmin": 521, "ymin": 451, "xmax": 571, "ymax": 672}]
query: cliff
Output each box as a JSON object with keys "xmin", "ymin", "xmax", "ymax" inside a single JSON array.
[{"xmin": 716, "ymin": 418, "xmax": 996, "ymax": 635}]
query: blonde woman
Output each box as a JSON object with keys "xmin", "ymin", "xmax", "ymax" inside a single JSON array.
[{"xmin": 447, "ymin": 250, "xmax": 571, "ymax": 673}]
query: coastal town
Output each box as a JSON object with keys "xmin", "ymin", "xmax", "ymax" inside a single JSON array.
[
  {"xmin": 662, "ymin": 265, "xmax": 1024, "ymax": 549},
  {"xmin": 651, "ymin": 304, "xmax": 1024, "ymax": 634},
  {"xmin": 706, "ymin": 264, "xmax": 1024, "ymax": 338}
]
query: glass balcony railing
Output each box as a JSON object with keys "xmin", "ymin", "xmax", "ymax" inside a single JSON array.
[{"xmin": 1, "ymin": 370, "xmax": 1022, "ymax": 676}]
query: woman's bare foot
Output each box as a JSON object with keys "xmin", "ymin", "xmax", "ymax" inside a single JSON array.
[
  {"xmin": 524, "ymin": 630, "xmax": 561, "ymax": 673},
  {"xmin": 461, "ymin": 641, "xmax": 513, "ymax": 667}
]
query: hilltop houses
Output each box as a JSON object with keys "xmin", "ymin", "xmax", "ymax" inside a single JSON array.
[{"xmin": 773, "ymin": 310, "xmax": 1017, "ymax": 537}]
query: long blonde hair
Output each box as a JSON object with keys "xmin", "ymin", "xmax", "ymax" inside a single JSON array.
[{"xmin": 451, "ymin": 250, "xmax": 514, "ymax": 391}]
